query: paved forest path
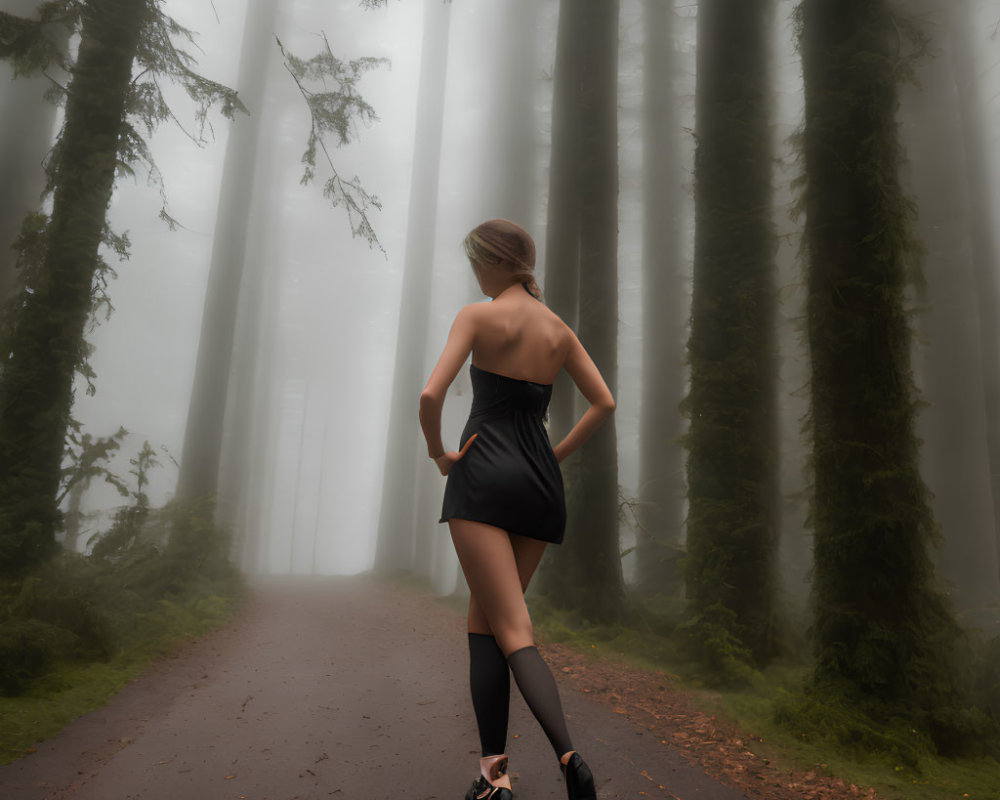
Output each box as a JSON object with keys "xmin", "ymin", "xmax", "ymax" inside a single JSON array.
[{"xmin": 0, "ymin": 576, "xmax": 750, "ymax": 800}]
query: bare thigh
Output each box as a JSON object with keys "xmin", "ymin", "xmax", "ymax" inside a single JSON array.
[{"xmin": 449, "ymin": 519, "xmax": 547, "ymax": 656}]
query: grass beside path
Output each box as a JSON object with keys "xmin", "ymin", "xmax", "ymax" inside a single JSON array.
[
  {"xmin": 0, "ymin": 592, "xmax": 241, "ymax": 765},
  {"xmin": 527, "ymin": 598, "xmax": 1000, "ymax": 800},
  {"xmin": 386, "ymin": 574, "xmax": 1000, "ymax": 800}
]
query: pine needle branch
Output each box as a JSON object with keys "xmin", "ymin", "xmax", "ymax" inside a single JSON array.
[{"xmin": 277, "ymin": 32, "xmax": 388, "ymax": 254}]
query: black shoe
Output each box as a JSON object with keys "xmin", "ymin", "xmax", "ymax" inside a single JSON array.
[
  {"xmin": 464, "ymin": 775, "xmax": 513, "ymax": 800},
  {"xmin": 561, "ymin": 752, "xmax": 596, "ymax": 800}
]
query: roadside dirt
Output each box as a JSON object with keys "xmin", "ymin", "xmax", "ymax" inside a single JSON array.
[
  {"xmin": 539, "ymin": 643, "xmax": 881, "ymax": 800},
  {"xmin": 0, "ymin": 575, "xmax": 750, "ymax": 800},
  {"xmin": 1, "ymin": 574, "xmax": 883, "ymax": 800}
]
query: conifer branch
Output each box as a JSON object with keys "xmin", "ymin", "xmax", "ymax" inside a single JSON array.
[{"xmin": 277, "ymin": 33, "xmax": 388, "ymax": 254}]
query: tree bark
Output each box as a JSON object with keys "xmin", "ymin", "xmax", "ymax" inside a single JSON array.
[
  {"xmin": 541, "ymin": 0, "xmax": 623, "ymax": 622},
  {"xmin": 0, "ymin": 0, "xmax": 150, "ymax": 575},
  {"xmin": 685, "ymin": 0, "xmax": 778, "ymax": 665},
  {"xmin": 541, "ymin": 0, "xmax": 585, "ymax": 444},
  {"xmin": 636, "ymin": 0, "xmax": 686, "ymax": 593},
  {"xmin": 799, "ymin": 0, "xmax": 957, "ymax": 701}
]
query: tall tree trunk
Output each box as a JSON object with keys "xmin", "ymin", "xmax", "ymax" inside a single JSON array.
[
  {"xmin": 216, "ymin": 0, "xmax": 288, "ymax": 569},
  {"xmin": 491, "ymin": 0, "xmax": 538, "ymax": 226},
  {"xmin": 685, "ymin": 0, "xmax": 778, "ymax": 666},
  {"xmin": 541, "ymin": 0, "xmax": 585, "ymax": 444},
  {"xmin": 636, "ymin": 0, "xmax": 685, "ymax": 593},
  {"xmin": 948, "ymin": 0, "xmax": 1000, "ymax": 589},
  {"xmin": 0, "ymin": 0, "xmax": 150, "ymax": 576},
  {"xmin": 541, "ymin": 0, "xmax": 623, "ymax": 622},
  {"xmin": 229, "ymin": 36, "xmax": 295, "ymax": 573},
  {"xmin": 235, "ymin": 224, "xmax": 283, "ymax": 573},
  {"xmin": 799, "ymin": 0, "xmax": 957, "ymax": 703},
  {"xmin": 175, "ymin": 0, "xmax": 279, "ymax": 507},
  {"xmin": 373, "ymin": 0, "xmax": 451, "ymax": 573},
  {"xmin": 571, "ymin": 0, "xmax": 623, "ymax": 620},
  {"xmin": 0, "ymin": 0, "xmax": 64, "ymax": 309},
  {"xmin": 902, "ymin": 0, "xmax": 1000, "ymax": 609},
  {"xmin": 772, "ymin": 2, "xmax": 812, "ymax": 607}
]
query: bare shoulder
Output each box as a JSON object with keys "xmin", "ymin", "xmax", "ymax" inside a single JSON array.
[
  {"xmin": 543, "ymin": 306, "xmax": 577, "ymax": 354},
  {"xmin": 457, "ymin": 301, "xmax": 484, "ymax": 318},
  {"xmin": 453, "ymin": 302, "xmax": 486, "ymax": 327}
]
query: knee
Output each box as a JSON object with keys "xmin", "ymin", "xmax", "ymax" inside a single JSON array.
[{"xmin": 493, "ymin": 617, "xmax": 534, "ymax": 657}]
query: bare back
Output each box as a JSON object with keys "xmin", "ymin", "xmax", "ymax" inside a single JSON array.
[
  {"xmin": 422, "ymin": 280, "xmax": 613, "ymax": 451},
  {"xmin": 470, "ymin": 285, "xmax": 571, "ymax": 384}
]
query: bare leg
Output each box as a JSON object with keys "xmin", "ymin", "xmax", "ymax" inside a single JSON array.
[
  {"xmin": 450, "ymin": 519, "xmax": 540, "ymax": 655},
  {"xmin": 450, "ymin": 520, "xmax": 574, "ymax": 759},
  {"xmin": 465, "ymin": 530, "xmax": 547, "ymax": 639},
  {"xmin": 455, "ymin": 522, "xmax": 548, "ymax": 790}
]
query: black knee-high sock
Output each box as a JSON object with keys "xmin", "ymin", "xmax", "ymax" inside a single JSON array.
[
  {"xmin": 507, "ymin": 645, "xmax": 574, "ymax": 757},
  {"xmin": 468, "ymin": 633, "xmax": 510, "ymax": 757}
]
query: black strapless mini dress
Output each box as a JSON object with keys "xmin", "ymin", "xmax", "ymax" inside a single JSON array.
[{"xmin": 439, "ymin": 363, "xmax": 566, "ymax": 544}]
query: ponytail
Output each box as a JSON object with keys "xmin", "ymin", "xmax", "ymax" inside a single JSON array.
[{"xmin": 463, "ymin": 219, "xmax": 543, "ymax": 303}]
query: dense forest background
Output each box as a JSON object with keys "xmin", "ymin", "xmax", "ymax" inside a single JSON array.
[{"xmin": 4, "ymin": 0, "xmax": 1000, "ymax": 781}]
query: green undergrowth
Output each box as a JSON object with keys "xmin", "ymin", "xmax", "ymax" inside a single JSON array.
[
  {"xmin": 530, "ymin": 593, "xmax": 690, "ymax": 675},
  {"xmin": 0, "ymin": 592, "xmax": 238, "ymax": 764},
  {"xmin": 525, "ymin": 597, "xmax": 1000, "ymax": 800},
  {"xmin": 388, "ymin": 574, "xmax": 1000, "ymax": 799},
  {"xmin": 722, "ymin": 679, "xmax": 1000, "ymax": 800},
  {"xmin": 0, "ymin": 499, "xmax": 244, "ymax": 764}
]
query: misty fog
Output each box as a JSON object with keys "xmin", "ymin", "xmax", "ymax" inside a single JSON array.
[{"xmin": 9, "ymin": 0, "xmax": 999, "ymax": 605}]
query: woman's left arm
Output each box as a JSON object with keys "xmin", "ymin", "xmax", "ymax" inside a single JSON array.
[{"xmin": 419, "ymin": 305, "xmax": 477, "ymax": 474}]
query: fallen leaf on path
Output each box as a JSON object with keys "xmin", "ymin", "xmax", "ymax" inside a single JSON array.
[{"xmin": 537, "ymin": 641, "xmax": 886, "ymax": 800}]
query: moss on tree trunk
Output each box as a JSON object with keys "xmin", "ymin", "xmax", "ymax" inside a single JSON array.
[
  {"xmin": 0, "ymin": 0, "xmax": 150, "ymax": 575},
  {"xmin": 684, "ymin": 0, "xmax": 778, "ymax": 669},
  {"xmin": 798, "ymin": 0, "xmax": 958, "ymax": 708}
]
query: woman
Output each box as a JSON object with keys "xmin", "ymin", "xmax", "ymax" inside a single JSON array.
[{"xmin": 419, "ymin": 219, "xmax": 615, "ymax": 800}]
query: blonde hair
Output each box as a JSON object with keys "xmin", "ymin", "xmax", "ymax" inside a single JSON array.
[{"xmin": 463, "ymin": 219, "xmax": 542, "ymax": 301}]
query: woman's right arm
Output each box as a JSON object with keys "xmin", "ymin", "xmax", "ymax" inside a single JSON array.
[
  {"xmin": 420, "ymin": 304, "xmax": 478, "ymax": 474},
  {"xmin": 551, "ymin": 332, "xmax": 616, "ymax": 463}
]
